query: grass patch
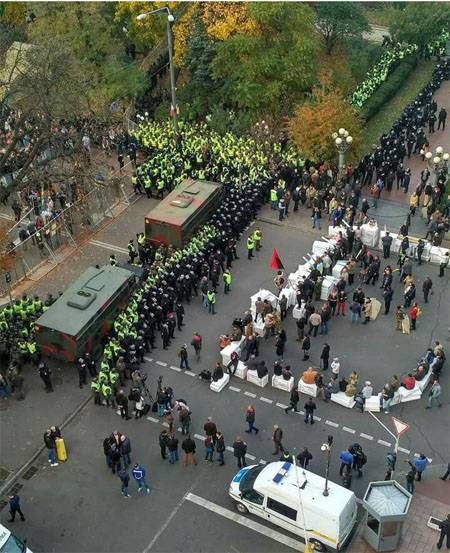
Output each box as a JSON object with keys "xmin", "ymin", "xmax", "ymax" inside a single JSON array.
[
  {"xmin": 360, "ymin": 59, "xmax": 435, "ymax": 153},
  {"xmin": 362, "ymin": 5, "xmax": 394, "ymax": 27}
]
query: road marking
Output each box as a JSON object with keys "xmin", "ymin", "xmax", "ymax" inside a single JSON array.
[
  {"xmin": 0, "ymin": 213, "xmax": 14, "ymax": 221},
  {"xmin": 146, "ymin": 417, "xmax": 159, "ymax": 423},
  {"xmin": 144, "ymin": 357, "xmax": 153, "ymax": 363},
  {"xmin": 170, "ymin": 365, "xmax": 182, "ymax": 372},
  {"xmin": 185, "ymin": 493, "xmax": 305, "ymax": 551},
  {"xmin": 245, "ymin": 454, "xmax": 256, "ymax": 461},
  {"xmin": 184, "ymin": 370, "xmax": 196, "ymax": 377},
  {"xmin": 260, "ymin": 459, "xmax": 267, "ymax": 465},
  {"xmin": 276, "ymin": 402, "xmax": 288, "ymax": 409},
  {"xmin": 343, "ymin": 426, "xmax": 356, "ymax": 434},
  {"xmin": 398, "ymin": 447, "xmax": 410, "ymax": 455},
  {"xmin": 229, "ymin": 386, "xmax": 241, "ymax": 393},
  {"xmin": 226, "ymin": 446, "xmax": 234, "ymax": 453},
  {"xmin": 244, "ymin": 391, "xmax": 257, "ymax": 398},
  {"xmin": 156, "ymin": 361, "xmax": 167, "ymax": 367},
  {"xmin": 90, "ymin": 239, "xmax": 128, "ymax": 254},
  {"xmin": 260, "ymin": 397, "xmax": 273, "ymax": 404},
  {"xmin": 325, "ymin": 420, "xmax": 339, "ymax": 428},
  {"xmin": 377, "ymin": 439, "xmax": 392, "ymax": 447},
  {"xmin": 313, "ymin": 416, "xmax": 321, "ymax": 422},
  {"xmin": 360, "ymin": 433, "xmax": 374, "ymax": 441},
  {"xmin": 194, "ymin": 433, "xmax": 205, "ymax": 441}
]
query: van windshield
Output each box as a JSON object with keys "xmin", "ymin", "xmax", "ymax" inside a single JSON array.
[
  {"xmin": 0, "ymin": 534, "xmax": 26, "ymax": 553},
  {"xmin": 239, "ymin": 465, "xmax": 265, "ymax": 493}
]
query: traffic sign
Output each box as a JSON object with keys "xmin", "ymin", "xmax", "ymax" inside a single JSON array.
[{"xmin": 391, "ymin": 416, "xmax": 409, "ymax": 437}]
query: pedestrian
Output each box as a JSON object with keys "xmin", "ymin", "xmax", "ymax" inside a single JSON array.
[
  {"xmin": 440, "ymin": 462, "xmax": 450, "ymax": 481},
  {"xmin": 285, "ymin": 388, "xmax": 300, "ymax": 414},
  {"xmin": 116, "ymin": 390, "xmax": 131, "ymax": 420},
  {"xmin": 409, "ymin": 302, "xmax": 419, "ymax": 331},
  {"xmin": 181, "ymin": 434, "xmax": 198, "ymax": 467},
  {"xmin": 320, "ymin": 343, "xmax": 330, "ymax": 370},
  {"xmin": 296, "ymin": 448, "xmax": 313, "ymax": 469},
  {"xmin": 132, "ymin": 463, "xmax": 150, "ymax": 494},
  {"xmin": 215, "ymin": 431, "xmax": 225, "ymax": 466},
  {"xmin": 246, "ymin": 235, "xmax": 255, "ymax": 259},
  {"xmin": 119, "ymin": 434, "xmax": 132, "ymax": 468},
  {"xmin": 167, "ymin": 434, "xmax": 179, "ymax": 464},
  {"xmin": 43, "ymin": 428, "xmax": 58, "ymax": 467},
  {"xmin": 207, "ymin": 289, "xmax": 216, "ymax": 314},
  {"xmin": 204, "ymin": 417, "xmax": 218, "ymax": 445},
  {"xmin": 304, "ymin": 397, "xmax": 316, "ymax": 425},
  {"xmin": 339, "ymin": 447, "xmax": 353, "ymax": 476},
  {"xmin": 439, "ymin": 253, "xmax": 449, "ymax": 277},
  {"xmin": 191, "ymin": 332, "xmax": 202, "ymax": 360},
  {"xmin": 351, "ymin": 444, "xmax": 367, "ymax": 477},
  {"xmin": 272, "ymin": 425, "xmax": 283, "ymax": 455},
  {"xmin": 117, "ymin": 468, "xmax": 131, "ymax": 498},
  {"xmin": 405, "ymin": 461, "xmax": 416, "ymax": 493},
  {"xmin": 204, "ymin": 435, "xmax": 214, "ymax": 463},
  {"xmin": 233, "ymin": 437, "xmax": 247, "ymax": 469},
  {"xmin": 178, "ymin": 406, "xmax": 191, "ymax": 435},
  {"xmin": 349, "ymin": 300, "xmax": 361, "ymax": 323},
  {"xmin": 437, "ymin": 514, "xmax": 450, "ymax": 550},
  {"xmin": 175, "ymin": 302, "xmax": 185, "ymax": 330},
  {"xmin": 244, "ymin": 405, "xmax": 259, "ymax": 434},
  {"xmin": 159, "ymin": 430, "xmax": 170, "ymax": 460},
  {"xmin": 437, "ymin": 107, "xmax": 447, "ymax": 131},
  {"xmin": 178, "ymin": 344, "xmax": 190, "ymax": 370},
  {"xmin": 223, "ymin": 269, "xmax": 232, "ymax": 294},
  {"xmin": 38, "ymin": 362, "xmax": 53, "ymax": 392},
  {"xmin": 422, "ymin": 276, "xmax": 433, "ymax": 303},
  {"xmin": 426, "ymin": 379, "xmax": 442, "ymax": 409},
  {"xmin": 8, "ymin": 495, "xmax": 25, "ymax": 522},
  {"xmin": 331, "ymin": 357, "xmax": 340, "ymax": 380},
  {"xmin": 413, "ymin": 453, "xmax": 429, "ymax": 481},
  {"xmin": 385, "ymin": 452, "xmax": 397, "ymax": 480},
  {"xmin": 301, "ymin": 335, "xmax": 311, "ymax": 360}
]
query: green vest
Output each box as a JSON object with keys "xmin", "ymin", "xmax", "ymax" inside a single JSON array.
[
  {"xmin": 207, "ymin": 291, "xmax": 215, "ymax": 303},
  {"xmin": 27, "ymin": 342, "xmax": 36, "ymax": 354},
  {"xmin": 91, "ymin": 381, "xmax": 100, "ymax": 392},
  {"xmin": 253, "ymin": 230, "xmax": 261, "ymax": 242},
  {"xmin": 109, "ymin": 371, "xmax": 119, "ymax": 384},
  {"xmin": 101, "ymin": 384, "xmax": 111, "ymax": 397},
  {"xmin": 270, "ymin": 189, "xmax": 278, "ymax": 202},
  {"xmin": 98, "ymin": 370, "xmax": 108, "ymax": 383},
  {"xmin": 223, "ymin": 272, "xmax": 232, "ymax": 285},
  {"xmin": 247, "ymin": 238, "xmax": 255, "ymax": 251}
]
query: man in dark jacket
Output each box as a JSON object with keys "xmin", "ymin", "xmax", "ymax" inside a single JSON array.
[
  {"xmin": 304, "ymin": 398, "xmax": 316, "ymax": 424},
  {"xmin": 204, "ymin": 417, "xmax": 217, "ymax": 444},
  {"xmin": 8, "ymin": 495, "xmax": 25, "ymax": 522},
  {"xmin": 272, "ymin": 425, "xmax": 283, "ymax": 455},
  {"xmin": 44, "ymin": 428, "xmax": 58, "ymax": 466},
  {"xmin": 159, "ymin": 430, "xmax": 170, "ymax": 460},
  {"xmin": 437, "ymin": 514, "xmax": 450, "ymax": 550},
  {"xmin": 296, "ymin": 448, "xmax": 313, "ymax": 469},
  {"xmin": 422, "ymin": 276, "xmax": 433, "ymax": 303},
  {"xmin": 233, "ymin": 437, "xmax": 247, "ymax": 468},
  {"xmin": 181, "ymin": 435, "xmax": 197, "ymax": 467},
  {"xmin": 215, "ymin": 431, "xmax": 226, "ymax": 466},
  {"xmin": 285, "ymin": 388, "xmax": 300, "ymax": 414}
]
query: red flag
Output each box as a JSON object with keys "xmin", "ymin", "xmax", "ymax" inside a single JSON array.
[{"xmin": 270, "ymin": 248, "xmax": 284, "ymax": 270}]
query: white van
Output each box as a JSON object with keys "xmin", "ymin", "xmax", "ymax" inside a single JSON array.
[
  {"xmin": 0, "ymin": 524, "xmax": 33, "ymax": 553},
  {"xmin": 229, "ymin": 461, "xmax": 357, "ymax": 552}
]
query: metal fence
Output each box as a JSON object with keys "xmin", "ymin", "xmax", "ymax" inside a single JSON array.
[{"xmin": 0, "ymin": 162, "xmax": 135, "ymax": 297}]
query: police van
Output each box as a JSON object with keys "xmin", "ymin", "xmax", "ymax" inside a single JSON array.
[
  {"xmin": 0, "ymin": 524, "xmax": 32, "ymax": 553},
  {"xmin": 229, "ymin": 461, "xmax": 357, "ymax": 552}
]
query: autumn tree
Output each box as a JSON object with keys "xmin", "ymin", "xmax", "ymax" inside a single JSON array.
[
  {"xmin": 315, "ymin": 2, "xmax": 370, "ymax": 56},
  {"xmin": 287, "ymin": 76, "xmax": 363, "ymax": 163}
]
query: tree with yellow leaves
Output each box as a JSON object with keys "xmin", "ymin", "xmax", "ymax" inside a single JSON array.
[{"xmin": 287, "ymin": 73, "xmax": 363, "ymax": 163}]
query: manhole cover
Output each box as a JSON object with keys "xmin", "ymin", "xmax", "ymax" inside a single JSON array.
[
  {"xmin": 0, "ymin": 466, "xmax": 11, "ymax": 483},
  {"xmin": 22, "ymin": 466, "xmax": 38, "ymax": 480},
  {"xmin": 0, "ymin": 500, "xmax": 7, "ymax": 512},
  {"xmin": 8, "ymin": 483, "xmax": 22, "ymax": 495}
]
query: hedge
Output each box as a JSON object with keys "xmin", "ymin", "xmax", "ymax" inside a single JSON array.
[{"xmin": 361, "ymin": 55, "xmax": 419, "ymax": 121}]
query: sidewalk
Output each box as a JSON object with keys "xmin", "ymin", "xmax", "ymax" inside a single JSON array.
[{"xmin": 350, "ymin": 479, "xmax": 450, "ymax": 553}]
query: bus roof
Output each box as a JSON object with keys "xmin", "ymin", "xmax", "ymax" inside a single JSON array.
[
  {"xmin": 35, "ymin": 265, "xmax": 134, "ymax": 337},
  {"xmin": 145, "ymin": 179, "xmax": 221, "ymax": 227},
  {"xmin": 254, "ymin": 462, "xmax": 355, "ymax": 513}
]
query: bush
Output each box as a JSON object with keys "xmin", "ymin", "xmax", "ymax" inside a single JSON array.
[{"xmin": 361, "ymin": 55, "xmax": 418, "ymax": 121}]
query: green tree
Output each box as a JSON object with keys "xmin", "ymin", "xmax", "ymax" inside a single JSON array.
[
  {"xmin": 178, "ymin": 14, "xmax": 220, "ymax": 119},
  {"xmin": 315, "ymin": 2, "xmax": 370, "ymax": 56},
  {"xmin": 390, "ymin": 3, "xmax": 450, "ymax": 53},
  {"xmin": 210, "ymin": 2, "xmax": 318, "ymax": 119}
]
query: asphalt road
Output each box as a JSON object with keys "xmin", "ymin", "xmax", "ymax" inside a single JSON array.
[{"xmin": 1, "ymin": 211, "xmax": 448, "ymax": 553}]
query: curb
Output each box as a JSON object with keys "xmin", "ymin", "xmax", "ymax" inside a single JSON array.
[{"xmin": 0, "ymin": 392, "xmax": 92, "ymax": 498}]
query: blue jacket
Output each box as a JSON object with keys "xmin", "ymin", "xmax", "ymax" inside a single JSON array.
[
  {"xmin": 132, "ymin": 465, "xmax": 146, "ymax": 480},
  {"xmin": 340, "ymin": 451, "xmax": 353, "ymax": 465},
  {"xmin": 413, "ymin": 457, "xmax": 428, "ymax": 472},
  {"xmin": 9, "ymin": 495, "xmax": 20, "ymax": 509}
]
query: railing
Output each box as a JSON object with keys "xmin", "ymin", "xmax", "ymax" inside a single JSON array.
[{"xmin": 0, "ymin": 159, "xmax": 137, "ymax": 296}]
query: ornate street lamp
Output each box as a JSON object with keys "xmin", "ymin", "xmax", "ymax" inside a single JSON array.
[
  {"xmin": 332, "ymin": 128, "xmax": 353, "ymax": 175},
  {"xmin": 424, "ymin": 146, "xmax": 449, "ymax": 186}
]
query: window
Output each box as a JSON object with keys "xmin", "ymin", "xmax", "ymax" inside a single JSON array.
[
  {"xmin": 267, "ymin": 497, "xmax": 297, "ymax": 521},
  {"xmin": 242, "ymin": 490, "xmax": 264, "ymax": 505},
  {"xmin": 0, "ymin": 534, "xmax": 26, "ymax": 553}
]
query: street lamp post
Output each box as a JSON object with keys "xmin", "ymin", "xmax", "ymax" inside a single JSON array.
[
  {"xmin": 424, "ymin": 146, "xmax": 449, "ymax": 187},
  {"xmin": 332, "ymin": 127, "xmax": 353, "ymax": 176},
  {"xmin": 321, "ymin": 435, "xmax": 334, "ymax": 497},
  {"xmin": 136, "ymin": 7, "xmax": 179, "ymax": 137}
]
